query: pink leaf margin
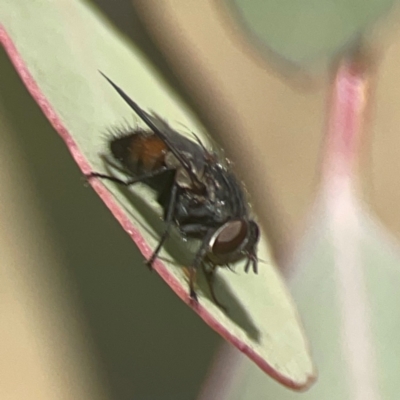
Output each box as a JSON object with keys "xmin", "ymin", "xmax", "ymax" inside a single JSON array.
[{"xmin": 0, "ymin": 25, "xmax": 314, "ymax": 390}]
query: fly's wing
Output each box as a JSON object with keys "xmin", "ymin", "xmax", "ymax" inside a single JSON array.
[
  {"xmin": 100, "ymin": 72, "xmax": 206, "ymax": 184},
  {"xmin": 145, "ymin": 113, "xmax": 207, "ymax": 180}
]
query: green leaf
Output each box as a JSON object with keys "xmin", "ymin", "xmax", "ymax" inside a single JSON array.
[
  {"xmin": 0, "ymin": 0, "xmax": 314, "ymax": 388},
  {"xmin": 227, "ymin": 0, "xmax": 394, "ymax": 66}
]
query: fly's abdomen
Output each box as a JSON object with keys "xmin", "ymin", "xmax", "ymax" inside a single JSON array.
[{"xmin": 110, "ymin": 130, "xmax": 168, "ymax": 176}]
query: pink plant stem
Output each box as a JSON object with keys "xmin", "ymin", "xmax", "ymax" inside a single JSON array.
[{"xmin": 324, "ymin": 57, "xmax": 380, "ymax": 400}]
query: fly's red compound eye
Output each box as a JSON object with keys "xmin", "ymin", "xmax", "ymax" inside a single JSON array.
[{"xmin": 212, "ymin": 220, "xmax": 248, "ymax": 255}]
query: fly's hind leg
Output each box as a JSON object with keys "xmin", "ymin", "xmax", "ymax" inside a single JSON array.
[
  {"xmin": 88, "ymin": 163, "xmax": 177, "ymax": 270},
  {"xmin": 86, "ymin": 166, "xmax": 171, "ymax": 187}
]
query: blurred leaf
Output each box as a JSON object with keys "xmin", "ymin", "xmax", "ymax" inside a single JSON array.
[
  {"xmin": 0, "ymin": 0, "xmax": 314, "ymax": 388},
  {"xmin": 227, "ymin": 0, "xmax": 394, "ymax": 66}
]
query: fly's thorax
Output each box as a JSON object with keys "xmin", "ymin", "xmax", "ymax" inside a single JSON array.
[{"xmin": 164, "ymin": 151, "xmax": 205, "ymax": 189}]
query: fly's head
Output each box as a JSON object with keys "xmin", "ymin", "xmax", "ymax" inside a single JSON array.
[{"xmin": 206, "ymin": 219, "xmax": 260, "ymax": 272}]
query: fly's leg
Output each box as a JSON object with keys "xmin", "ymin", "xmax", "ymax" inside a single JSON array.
[
  {"xmin": 86, "ymin": 166, "xmax": 172, "ymax": 187},
  {"xmin": 88, "ymin": 166, "xmax": 177, "ymax": 270},
  {"xmin": 145, "ymin": 182, "xmax": 178, "ymax": 270},
  {"xmin": 188, "ymin": 230, "xmax": 215, "ymax": 305},
  {"xmin": 189, "ymin": 267, "xmax": 198, "ymax": 303},
  {"xmin": 251, "ymin": 253, "xmax": 258, "ymax": 274},
  {"xmin": 201, "ymin": 264, "xmax": 227, "ymax": 312},
  {"xmin": 244, "ymin": 252, "xmax": 258, "ymax": 274}
]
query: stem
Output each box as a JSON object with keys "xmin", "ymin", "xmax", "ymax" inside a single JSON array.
[{"xmin": 324, "ymin": 55, "xmax": 380, "ymax": 400}]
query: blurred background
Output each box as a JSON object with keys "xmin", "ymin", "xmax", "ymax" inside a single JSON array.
[{"xmin": 2, "ymin": 0, "xmax": 400, "ymax": 399}]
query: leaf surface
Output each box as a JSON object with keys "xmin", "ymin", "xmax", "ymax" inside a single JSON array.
[{"xmin": 0, "ymin": 0, "xmax": 314, "ymax": 388}]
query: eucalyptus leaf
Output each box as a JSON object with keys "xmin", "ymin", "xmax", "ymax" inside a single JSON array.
[{"xmin": 0, "ymin": 0, "xmax": 314, "ymax": 388}]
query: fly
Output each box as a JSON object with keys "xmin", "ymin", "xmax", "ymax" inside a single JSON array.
[{"xmin": 88, "ymin": 73, "xmax": 260, "ymax": 309}]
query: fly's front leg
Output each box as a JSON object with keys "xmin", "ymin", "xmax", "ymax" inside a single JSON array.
[
  {"xmin": 188, "ymin": 230, "xmax": 214, "ymax": 305},
  {"xmin": 201, "ymin": 263, "xmax": 227, "ymax": 312},
  {"xmin": 244, "ymin": 251, "xmax": 258, "ymax": 274}
]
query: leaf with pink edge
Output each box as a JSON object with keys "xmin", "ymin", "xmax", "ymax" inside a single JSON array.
[{"xmin": 0, "ymin": 0, "xmax": 315, "ymax": 388}]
